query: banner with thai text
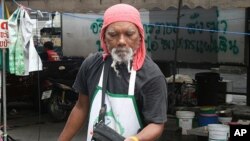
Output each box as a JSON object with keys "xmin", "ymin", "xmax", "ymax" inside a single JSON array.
[{"xmin": 62, "ymin": 8, "xmax": 246, "ymax": 64}]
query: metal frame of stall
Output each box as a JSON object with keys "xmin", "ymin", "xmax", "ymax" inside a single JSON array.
[
  {"xmin": 0, "ymin": 1, "xmax": 8, "ymax": 141},
  {"xmin": 246, "ymin": 7, "xmax": 250, "ymax": 106}
]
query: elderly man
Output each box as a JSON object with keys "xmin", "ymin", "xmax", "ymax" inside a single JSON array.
[{"xmin": 58, "ymin": 3, "xmax": 167, "ymax": 141}]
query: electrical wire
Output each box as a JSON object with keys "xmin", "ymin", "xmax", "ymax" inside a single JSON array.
[{"xmin": 62, "ymin": 13, "xmax": 250, "ymax": 36}]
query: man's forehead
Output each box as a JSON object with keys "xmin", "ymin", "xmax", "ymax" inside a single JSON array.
[{"xmin": 106, "ymin": 22, "xmax": 138, "ymax": 31}]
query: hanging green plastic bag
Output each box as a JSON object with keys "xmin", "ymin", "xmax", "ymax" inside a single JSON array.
[
  {"xmin": 14, "ymin": 9, "xmax": 26, "ymax": 76},
  {"xmin": 14, "ymin": 27, "xmax": 25, "ymax": 76},
  {"xmin": 8, "ymin": 8, "xmax": 20, "ymax": 74}
]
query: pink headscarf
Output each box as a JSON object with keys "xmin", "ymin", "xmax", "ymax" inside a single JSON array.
[{"xmin": 100, "ymin": 4, "xmax": 146, "ymax": 71}]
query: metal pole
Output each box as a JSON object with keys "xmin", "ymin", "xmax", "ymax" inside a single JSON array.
[
  {"xmin": 0, "ymin": 0, "xmax": 3, "ymax": 131},
  {"xmin": 171, "ymin": 0, "xmax": 182, "ymax": 110},
  {"xmin": 1, "ymin": 0, "xmax": 7, "ymax": 141},
  {"xmin": 2, "ymin": 48, "xmax": 7, "ymax": 141},
  {"xmin": 173, "ymin": 0, "xmax": 182, "ymax": 82},
  {"xmin": 168, "ymin": 0, "xmax": 182, "ymax": 114},
  {"xmin": 247, "ymin": 8, "xmax": 250, "ymax": 106},
  {"xmin": 248, "ymin": 65, "xmax": 250, "ymax": 106},
  {"xmin": 0, "ymin": 71, "xmax": 1, "ymax": 126}
]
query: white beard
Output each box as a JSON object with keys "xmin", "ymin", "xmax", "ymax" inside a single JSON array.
[{"xmin": 110, "ymin": 47, "xmax": 133, "ymax": 76}]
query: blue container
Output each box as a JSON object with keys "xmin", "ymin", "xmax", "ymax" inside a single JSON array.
[{"xmin": 198, "ymin": 114, "xmax": 218, "ymax": 126}]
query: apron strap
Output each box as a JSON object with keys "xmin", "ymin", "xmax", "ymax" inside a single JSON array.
[
  {"xmin": 128, "ymin": 69, "xmax": 136, "ymax": 96},
  {"xmin": 98, "ymin": 66, "xmax": 104, "ymax": 87},
  {"xmin": 99, "ymin": 62, "xmax": 110, "ymax": 123},
  {"xmin": 98, "ymin": 65, "xmax": 137, "ymax": 96}
]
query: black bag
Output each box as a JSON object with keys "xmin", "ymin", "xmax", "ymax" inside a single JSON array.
[
  {"xmin": 92, "ymin": 121, "xmax": 125, "ymax": 141},
  {"xmin": 91, "ymin": 62, "xmax": 125, "ymax": 141}
]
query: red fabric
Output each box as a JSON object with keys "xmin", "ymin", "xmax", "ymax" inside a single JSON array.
[
  {"xmin": 100, "ymin": 4, "xmax": 146, "ymax": 71},
  {"xmin": 46, "ymin": 50, "xmax": 60, "ymax": 61}
]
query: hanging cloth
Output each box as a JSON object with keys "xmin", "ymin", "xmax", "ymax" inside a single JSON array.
[
  {"xmin": 8, "ymin": 7, "xmax": 42, "ymax": 76},
  {"xmin": 27, "ymin": 36, "xmax": 42, "ymax": 73},
  {"xmin": 21, "ymin": 9, "xmax": 42, "ymax": 74},
  {"xmin": 13, "ymin": 9, "xmax": 25, "ymax": 76},
  {"xmin": 8, "ymin": 8, "xmax": 21, "ymax": 75}
]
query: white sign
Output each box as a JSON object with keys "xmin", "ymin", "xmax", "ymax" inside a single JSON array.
[
  {"xmin": 0, "ymin": 19, "xmax": 9, "ymax": 48},
  {"xmin": 62, "ymin": 8, "xmax": 246, "ymax": 64}
]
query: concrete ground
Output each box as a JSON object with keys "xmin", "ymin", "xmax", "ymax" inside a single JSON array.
[{"xmin": 6, "ymin": 106, "xmax": 87, "ymax": 141}]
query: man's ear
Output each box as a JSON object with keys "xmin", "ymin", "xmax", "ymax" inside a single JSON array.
[
  {"xmin": 103, "ymin": 33, "xmax": 107, "ymax": 44},
  {"xmin": 139, "ymin": 34, "xmax": 142, "ymax": 41}
]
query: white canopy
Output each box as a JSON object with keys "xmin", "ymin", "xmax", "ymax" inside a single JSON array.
[{"xmin": 5, "ymin": 0, "xmax": 250, "ymax": 13}]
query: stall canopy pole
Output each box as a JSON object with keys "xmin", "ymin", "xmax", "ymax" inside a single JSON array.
[
  {"xmin": 172, "ymin": 0, "xmax": 182, "ymax": 106},
  {"xmin": 173, "ymin": 0, "xmax": 182, "ymax": 81},
  {"xmin": 168, "ymin": 0, "xmax": 182, "ymax": 114},
  {"xmin": 2, "ymin": 38, "xmax": 7, "ymax": 141},
  {"xmin": 247, "ymin": 8, "xmax": 250, "ymax": 106},
  {"xmin": 1, "ymin": 0, "xmax": 8, "ymax": 141}
]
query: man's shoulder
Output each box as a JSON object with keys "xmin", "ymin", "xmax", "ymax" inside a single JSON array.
[
  {"xmin": 138, "ymin": 55, "xmax": 164, "ymax": 79},
  {"xmin": 82, "ymin": 52, "xmax": 103, "ymax": 70},
  {"xmin": 86, "ymin": 52, "xmax": 102, "ymax": 59},
  {"xmin": 84, "ymin": 52, "xmax": 103, "ymax": 63},
  {"xmin": 143, "ymin": 56, "xmax": 161, "ymax": 72}
]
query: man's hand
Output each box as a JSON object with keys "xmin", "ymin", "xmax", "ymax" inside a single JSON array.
[
  {"xmin": 124, "ymin": 136, "xmax": 139, "ymax": 141},
  {"xmin": 126, "ymin": 123, "xmax": 164, "ymax": 141}
]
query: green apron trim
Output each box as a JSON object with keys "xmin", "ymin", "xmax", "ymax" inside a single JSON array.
[
  {"xmin": 90, "ymin": 86, "xmax": 100, "ymax": 103},
  {"xmin": 89, "ymin": 86, "xmax": 143, "ymax": 128}
]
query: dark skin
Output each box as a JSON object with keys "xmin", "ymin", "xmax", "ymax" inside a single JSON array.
[
  {"xmin": 58, "ymin": 94, "xmax": 89, "ymax": 141},
  {"xmin": 58, "ymin": 22, "xmax": 164, "ymax": 141},
  {"xmin": 105, "ymin": 22, "xmax": 141, "ymax": 53}
]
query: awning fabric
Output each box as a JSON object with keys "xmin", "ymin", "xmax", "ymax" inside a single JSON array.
[{"xmin": 5, "ymin": 0, "xmax": 250, "ymax": 13}]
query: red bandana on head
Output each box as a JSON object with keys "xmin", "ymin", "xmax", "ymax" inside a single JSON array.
[{"xmin": 100, "ymin": 4, "xmax": 146, "ymax": 71}]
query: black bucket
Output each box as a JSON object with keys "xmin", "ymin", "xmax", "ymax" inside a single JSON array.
[{"xmin": 195, "ymin": 72, "xmax": 220, "ymax": 106}]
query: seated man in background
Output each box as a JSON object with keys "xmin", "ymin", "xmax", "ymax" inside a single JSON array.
[{"xmin": 40, "ymin": 41, "xmax": 60, "ymax": 61}]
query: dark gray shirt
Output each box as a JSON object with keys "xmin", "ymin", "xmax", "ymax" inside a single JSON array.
[{"xmin": 73, "ymin": 52, "xmax": 167, "ymax": 126}]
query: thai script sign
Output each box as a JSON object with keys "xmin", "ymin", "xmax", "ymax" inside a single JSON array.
[
  {"xmin": 0, "ymin": 19, "xmax": 9, "ymax": 48},
  {"xmin": 62, "ymin": 8, "xmax": 245, "ymax": 64}
]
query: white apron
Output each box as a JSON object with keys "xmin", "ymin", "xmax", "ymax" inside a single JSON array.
[{"xmin": 86, "ymin": 66, "xmax": 142, "ymax": 141}]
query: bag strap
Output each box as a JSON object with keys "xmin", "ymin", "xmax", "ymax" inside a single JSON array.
[{"xmin": 98, "ymin": 61, "xmax": 110, "ymax": 123}]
